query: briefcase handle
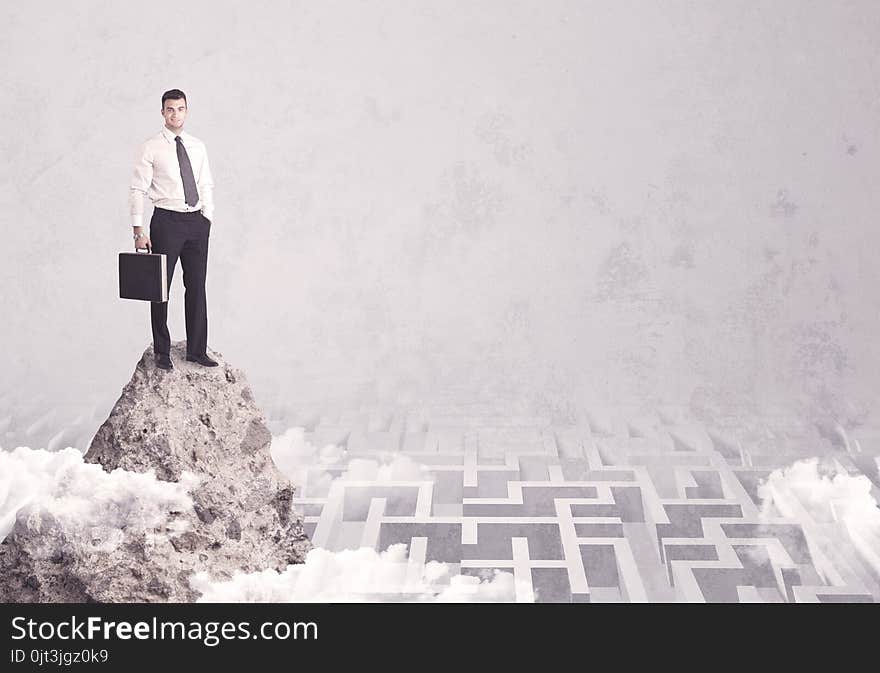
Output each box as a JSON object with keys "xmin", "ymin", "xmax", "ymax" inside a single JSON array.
[{"xmin": 135, "ymin": 243, "xmax": 152, "ymax": 254}]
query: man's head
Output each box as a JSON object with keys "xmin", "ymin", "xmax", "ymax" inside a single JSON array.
[{"xmin": 161, "ymin": 89, "xmax": 187, "ymax": 133}]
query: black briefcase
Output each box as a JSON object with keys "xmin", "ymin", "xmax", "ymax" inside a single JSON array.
[{"xmin": 119, "ymin": 245, "xmax": 167, "ymax": 302}]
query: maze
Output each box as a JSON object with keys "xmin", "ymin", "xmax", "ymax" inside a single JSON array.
[{"xmin": 271, "ymin": 399, "xmax": 880, "ymax": 602}]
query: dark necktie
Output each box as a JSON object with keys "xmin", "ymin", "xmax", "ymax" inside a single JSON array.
[{"xmin": 175, "ymin": 135, "xmax": 199, "ymax": 207}]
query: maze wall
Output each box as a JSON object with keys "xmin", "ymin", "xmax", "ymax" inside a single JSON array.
[{"xmin": 273, "ymin": 400, "xmax": 880, "ymax": 602}]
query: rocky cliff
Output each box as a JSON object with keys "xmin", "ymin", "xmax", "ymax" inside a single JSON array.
[{"xmin": 0, "ymin": 341, "xmax": 311, "ymax": 602}]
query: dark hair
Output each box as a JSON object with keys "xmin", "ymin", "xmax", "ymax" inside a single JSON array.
[{"xmin": 161, "ymin": 89, "xmax": 187, "ymax": 109}]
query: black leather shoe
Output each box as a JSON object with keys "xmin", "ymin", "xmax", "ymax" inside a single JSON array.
[
  {"xmin": 186, "ymin": 353, "xmax": 219, "ymax": 367},
  {"xmin": 155, "ymin": 353, "xmax": 173, "ymax": 370}
]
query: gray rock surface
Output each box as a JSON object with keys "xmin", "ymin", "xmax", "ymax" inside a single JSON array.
[{"xmin": 0, "ymin": 341, "xmax": 312, "ymax": 602}]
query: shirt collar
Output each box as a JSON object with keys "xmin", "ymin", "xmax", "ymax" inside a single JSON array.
[{"xmin": 161, "ymin": 126, "xmax": 186, "ymax": 143}]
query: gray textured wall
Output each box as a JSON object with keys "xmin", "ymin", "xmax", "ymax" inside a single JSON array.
[{"xmin": 2, "ymin": 1, "xmax": 878, "ymax": 438}]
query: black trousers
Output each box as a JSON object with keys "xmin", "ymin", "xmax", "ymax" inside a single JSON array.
[{"xmin": 149, "ymin": 206, "xmax": 211, "ymax": 357}]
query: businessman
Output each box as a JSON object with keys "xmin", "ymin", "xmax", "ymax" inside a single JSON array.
[{"xmin": 130, "ymin": 88, "xmax": 217, "ymax": 370}]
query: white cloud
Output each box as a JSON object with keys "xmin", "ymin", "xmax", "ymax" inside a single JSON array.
[
  {"xmin": 262, "ymin": 427, "xmax": 527, "ymax": 600},
  {"xmin": 3, "ymin": 439, "xmax": 525, "ymax": 602},
  {"xmin": 343, "ymin": 455, "xmax": 427, "ymax": 482},
  {"xmin": 269, "ymin": 427, "xmax": 343, "ymax": 496},
  {"xmin": 757, "ymin": 457, "xmax": 880, "ymax": 581},
  {"xmin": 0, "ymin": 446, "xmax": 199, "ymax": 553},
  {"xmin": 191, "ymin": 543, "xmax": 521, "ymax": 602},
  {"xmin": 758, "ymin": 458, "xmax": 879, "ymax": 524},
  {"xmin": 269, "ymin": 426, "xmax": 431, "ymax": 497}
]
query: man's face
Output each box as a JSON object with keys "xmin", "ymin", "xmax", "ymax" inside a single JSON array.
[{"xmin": 162, "ymin": 98, "xmax": 187, "ymax": 132}]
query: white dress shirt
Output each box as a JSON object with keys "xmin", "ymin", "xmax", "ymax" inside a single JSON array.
[{"xmin": 129, "ymin": 126, "xmax": 214, "ymax": 229}]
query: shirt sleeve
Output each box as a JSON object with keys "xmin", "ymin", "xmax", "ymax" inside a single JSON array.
[
  {"xmin": 129, "ymin": 141, "xmax": 153, "ymax": 229},
  {"xmin": 198, "ymin": 146, "xmax": 214, "ymax": 223}
]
